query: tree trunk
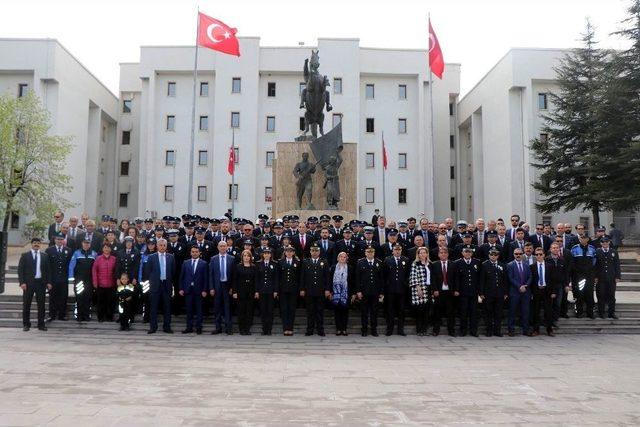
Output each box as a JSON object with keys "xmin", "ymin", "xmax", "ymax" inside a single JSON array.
[
  {"xmin": 0, "ymin": 210, "xmax": 9, "ymax": 294},
  {"xmin": 591, "ymin": 205, "xmax": 601, "ymax": 231}
]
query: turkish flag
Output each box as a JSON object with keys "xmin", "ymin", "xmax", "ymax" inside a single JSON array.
[
  {"xmin": 197, "ymin": 13, "xmax": 240, "ymax": 57},
  {"xmin": 382, "ymin": 136, "xmax": 388, "ymax": 170},
  {"xmin": 227, "ymin": 147, "xmax": 235, "ymax": 175},
  {"xmin": 428, "ymin": 19, "xmax": 444, "ymax": 79}
]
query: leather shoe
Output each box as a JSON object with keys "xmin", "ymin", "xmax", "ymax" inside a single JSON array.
[
  {"xmin": 471, "ymin": 333, "xmax": 479, "ymax": 337},
  {"xmin": 385, "ymin": 331, "xmax": 393, "ymax": 336},
  {"xmin": 317, "ymin": 331, "xmax": 326, "ymax": 337},
  {"xmin": 398, "ymin": 331, "xmax": 407, "ymax": 336},
  {"xmin": 304, "ymin": 331, "xmax": 313, "ymax": 336},
  {"xmin": 147, "ymin": 329, "xmax": 156, "ymax": 334},
  {"xmin": 226, "ymin": 330, "xmax": 233, "ymax": 335},
  {"xmin": 361, "ymin": 331, "xmax": 367, "ymax": 337},
  {"xmin": 23, "ymin": 326, "xmax": 30, "ymax": 331},
  {"xmin": 371, "ymin": 331, "xmax": 379, "ymax": 337},
  {"xmin": 547, "ymin": 330, "xmax": 555, "ymax": 337},
  {"xmin": 508, "ymin": 331, "xmax": 515, "ymax": 337},
  {"xmin": 495, "ymin": 333, "xmax": 503, "ymax": 337},
  {"xmin": 38, "ymin": 326, "xmax": 48, "ymax": 331},
  {"xmin": 182, "ymin": 329, "xmax": 193, "ymax": 334},
  {"xmin": 532, "ymin": 331, "xmax": 540, "ymax": 337},
  {"xmin": 609, "ymin": 314, "xmax": 619, "ymax": 320},
  {"xmin": 196, "ymin": 329, "xmax": 202, "ymax": 335},
  {"xmin": 163, "ymin": 328, "xmax": 174, "ymax": 334},
  {"xmin": 210, "ymin": 329, "xmax": 222, "ymax": 335},
  {"xmin": 525, "ymin": 332, "xmax": 534, "ymax": 337}
]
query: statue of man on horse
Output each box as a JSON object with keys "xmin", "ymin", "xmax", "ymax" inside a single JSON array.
[{"xmin": 299, "ymin": 49, "xmax": 333, "ymax": 139}]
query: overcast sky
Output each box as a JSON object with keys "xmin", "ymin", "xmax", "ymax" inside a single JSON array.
[{"xmin": 2, "ymin": 0, "xmax": 633, "ymax": 96}]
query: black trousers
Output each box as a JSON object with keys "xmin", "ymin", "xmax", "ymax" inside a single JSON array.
[
  {"xmin": 596, "ymin": 280, "xmax": 617, "ymax": 316},
  {"xmin": 385, "ymin": 292, "xmax": 405, "ymax": 334},
  {"xmin": 279, "ymin": 292, "xmax": 297, "ymax": 332},
  {"xmin": 306, "ymin": 295, "xmax": 324, "ymax": 333},
  {"xmin": 184, "ymin": 292, "xmax": 203, "ymax": 330},
  {"xmin": 334, "ymin": 304, "xmax": 349, "ymax": 332},
  {"xmin": 74, "ymin": 281, "xmax": 93, "ymax": 321},
  {"xmin": 237, "ymin": 295, "xmax": 254, "ymax": 333},
  {"xmin": 484, "ymin": 295, "xmax": 505, "ymax": 335},
  {"xmin": 433, "ymin": 292, "xmax": 456, "ymax": 334},
  {"xmin": 259, "ymin": 294, "xmax": 274, "ymax": 334},
  {"xmin": 119, "ymin": 299, "xmax": 134, "ymax": 329},
  {"xmin": 150, "ymin": 288, "xmax": 171, "ymax": 331},
  {"xmin": 49, "ymin": 280, "xmax": 68, "ymax": 319},
  {"xmin": 554, "ymin": 285, "xmax": 568, "ymax": 320},
  {"xmin": 413, "ymin": 303, "xmax": 430, "ymax": 334},
  {"xmin": 574, "ymin": 278, "xmax": 594, "ymax": 316},
  {"xmin": 531, "ymin": 288, "xmax": 553, "ymax": 332},
  {"xmin": 23, "ymin": 280, "xmax": 46, "ymax": 327},
  {"xmin": 458, "ymin": 295, "xmax": 479, "ymax": 335},
  {"xmin": 96, "ymin": 287, "xmax": 114, "ymax": 321},
  {"xmin": 360, "ymin": 295, "xmax": 379, "ymax": 333}
]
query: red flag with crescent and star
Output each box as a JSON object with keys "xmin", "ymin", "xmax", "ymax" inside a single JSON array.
[
  {"xmin": 227, "ymin": 147, "xmax": 235, "ymax": 175},
  {"xmin": 382, "ymin": 135, "xmax": 388, "ymax": 170},
  {"xmin": 197, "ymin": 12, "xmax": 240, "ymax": 57},
  {"xmin": 428, "ymin": 19, "xmax": 444, "ymax": 79}
]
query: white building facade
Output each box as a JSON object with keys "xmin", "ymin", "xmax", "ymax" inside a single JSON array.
[
  {"xmin": 0, "ymin": 39, "xmax": 119, "ymax": 244},
  {"xmin": 116, "ymin": 38, "xmax": 461, "ymax": 222}
]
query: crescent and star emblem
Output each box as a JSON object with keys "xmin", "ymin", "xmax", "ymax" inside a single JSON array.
[{"xmin": 207, "ymin": 23, "xmax": 231, "ymax": 43}]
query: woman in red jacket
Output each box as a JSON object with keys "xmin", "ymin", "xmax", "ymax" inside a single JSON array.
[{"xmin": 92, "ymin": 244, "xmax": 117, "ymax": 322}]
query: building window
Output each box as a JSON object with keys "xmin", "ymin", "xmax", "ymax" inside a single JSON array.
[
  {"xmin": 200, "ymin": 82, "xmax": 209, "ymax": 97},
  {"xmin": 538, "ymin": 93, "xmax": 548, "ymax": 110},
  {"xmin": 365, "ymin": 84, "xmax": 375, "ymax": 99},
  {"xmin": 365, "ymin": 152, "xmax": 375, "ymax": 168},
  {"xmin": 197, "ymin": 186, "xmax": 207, "ymax": 202},
  {"xmin": 198, "ymin": 150, "xmax": 208, "ymax": 166},
  {"xmin": 450, "ymin": 197, "xmax": 456, "ymax": 211},
  {"xmin": 399, "ymin": 84, "xmax": 407, "ymax": 100},
  {"xmin": 166, "ymin": 115, "xmax": 175, "ymax": 131},
  {"xmin": 10, "ymin": 212, "xmax": 20, "ymax": 229},
  {"xmin": 123, "ymin": 100, "xmax": 132, "ymax": 113},
  {"xmin": 398, "ymin": 118, "xmax": 407, "ymax": 134},
  {"xmin": 267, "ymin": 82, "xmax": 276, "ymax": 97},
  {"xmin": 231, "ymin": 112, "xmax": 240, "ymax": 128},
  {"xmin": 265, "ymin": 187, "xmax": 273, "ymax": 202},
  {"xmin": 122, "ymin": 131, "xmax": 130, "ymax": 145},
  {"xmin": 449, "ymin": 135, "xmax": 455, "ymax": 149},
  {"xmin": 450, "ymin": 166, "xmax": 455, "ymax": 179},
  {"xmin": 398, "ymin": 188, "xmax": 407, "ymax": 204},
  {"xmin": 165, "ymin": 150, "xmax": 175, "ymax": 166},
  {"xmin": 167, "ymin": 82, "xmax": 176, "ymax": 97},
  {"xmin": 579, "ymin": 216, "xmax": 590, "ymax": 231},
  {"xmin": 119, "ymin": 193, "xmax": 129, "ymax": 208},
  {"xmin": 540, "ymin": 133, "xmax": 549, "ymax": 144},
  {"xmin": 120, "ymin": 161, "xmax": 130, "ymax": 176},
  {"xmin": 266, "ymin": 116, "xmax": 276, "ymax": 132},
  {"xmin": 164, "ymin": 186, "xmax": 174, "ymax": 202},
  {"xmin": 266, "ymin": 151, "xmax": 275, "ymax": 167},
  {"xmin": 18, "ymin": 84, "xmax": 28, "ymax": 98},
  {"xmin": 365, "ymin": 188, "xmax": 375, "ymax": 203},
  {"xmin": 299, "ymin": 82, "xmax": 306, "ymax": 95},
  {"xmin": 332, "ymin": 113, "xmax": 342, "ymax": 128},
  {"xmin": 398, "ymin": 153, "xmax": 407, "ymax": 169},
  {"xmin": 228, "ymin": 184, "xmax": 238, "ymax": 200},
  {"xmin": 449, "ymin": 103, "xmax": 454, "ymax": 116},
  {"xmin": 366, "ymin": 118, "xmax": 375, "ymax": 133},
  {"xmin": 233, "ymin": 147, "xmax": 240, "ymax": 164},
  {"xmin": 542, "ymin": 215, "xmax": 552, "ymax": 226},
  {"xmin": 334, "ymin": 78, "xmax": 342, "ymax": 94},
  {"xmin": 299, "ymin": 117, "xmax": 306, "ymax": 131},
  {"xmin": 199, "ymin": 116, "xmax": 208, "ymax": 131},
  {"xmin": 232, "ymin": 77, "xmax": 241, "ymax": 93}
]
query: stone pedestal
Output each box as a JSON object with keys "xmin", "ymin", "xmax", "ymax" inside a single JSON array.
[{"xmin": 273, "ymin": 141, "xmax": 357, "ymax": 219}]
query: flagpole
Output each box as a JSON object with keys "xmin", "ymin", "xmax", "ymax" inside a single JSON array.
[
  {"xmin": 428, "ymin": 13, "xmax": 436, "ymax": 220},
  {"xmin": 382, "ymin": 131, "xmax": 387, "ymax": 218},
  {"xmin": 231, "ymin": 127, "xmax": 236, "ymax": 220},
  {"xmin": 187, "ymin": 7, "xmax": 200, "ymax": 213}
]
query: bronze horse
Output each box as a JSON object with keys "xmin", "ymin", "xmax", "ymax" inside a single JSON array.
[{"xmin": 300, "ymin": 50, "xmax": 333, "ymax": 139}]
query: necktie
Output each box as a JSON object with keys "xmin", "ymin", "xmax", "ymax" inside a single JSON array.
[
  {"xmin": 323, "ymin": 240, "xmax": 327, "ymax": 251},
  {"xmin": 518, "ymin": 262, "xmax": 524, "ymax": 284},
  {"xmin": 288, "ymin": 259, "xmax": 291, "ymax": 266},
  {"xmin": 442, "ymin": 262, "xmax": 448, "ymax": 285},
  {"xmin": 32, "ymin": 251, "xmax": 37, "ymax": 270},
  {"xmin": 71, "ymin": 228, "xmax": 75, "ymax": 239},
  {"xmin": 192, "ymin": 259, "xmax": 196, "ymax": 274},
  {"xmin": 301, "ymin": 235, "xmax": 305, "ymax": 248},
  {"xmin": 395, "ymin": 258, "xmax": 399, "ymax": 266},
  {"xmin": 538, "ymin": 263, "xmax": 544, "ymax": 286}
]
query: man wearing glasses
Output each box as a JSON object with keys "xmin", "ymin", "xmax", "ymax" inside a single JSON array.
[
  {"xmin": 530, "ymin": 248, "xmax": 557, "ymax": 336},
  {"xmin": 506, "ymin": 248, "xmax": 532, "ymax": 336},
  {"xmin": 480, "ymin": 248, "xmax": 508, "ymax": 337},
  {"xmin": 47, "ymin": 211, "xmax": 65, "ymax": 247}
]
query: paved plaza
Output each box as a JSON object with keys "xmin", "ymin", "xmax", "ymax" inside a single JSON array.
[{"xmin": 0, "ymin": 330, "xmax": 639, "ymax": 425}]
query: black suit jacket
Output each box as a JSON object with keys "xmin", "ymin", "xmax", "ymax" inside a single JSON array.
[
  {"xmin": 430, "ymin": 259, "xmax": 453, "ymax": 293},
  {"xmin": 18, "ymin": 250, "xmax": 51, "ymax": 285},
  {"xmin": 76, "ymin": 231, "xmax": 104, "ymax": 253},
  {"xmin": 382, "ymin": 255, "xmax": 410, "ymax": 294}
]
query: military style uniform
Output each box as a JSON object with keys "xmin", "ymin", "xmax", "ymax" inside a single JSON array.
[
  {"xmin": 335, "ymin": 238, "xmax": 358, "ymax": 267},
  {"xmin": 255, "ymin": 260, "xmax": 279, "ymax": 335},
  {"xmin": 356, "ymin": 257, "xmax": 385, "ymax": 336},
  {"xmin": 278, "ymin": 257, "xmax": 301, "ymax": 333},
  {"xmin": 480, "ymin": 259, "xmax": 507, "ymax": 336},
  {"xmin": 570, "ymin": 244, "xmax": 597, "ymax": 318},
  {"xmin": 382, "ymin": 255, "xmax": 410, "ymax": 335},
  {"xmin": 452, "ymin": 257, "xmax": 482, "ymax": 336},
  {"xmin": 45, "ymin": 244, "xmax": 72, "ymax": 320},
  {"xmin": 299, "ymin": 257, "xmax": 330, "ymax": 335},
  {"xmin": 68, "ymin": 248, "xmax": 97, "ymax": 321},
  {"xmin": 595, "ymin": 247, "xmax": 621, "ymax": 318}
]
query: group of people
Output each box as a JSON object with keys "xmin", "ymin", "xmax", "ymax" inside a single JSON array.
[{"xmin": 18, "ymin": 210, "xmax": 623, "ymax": 337}]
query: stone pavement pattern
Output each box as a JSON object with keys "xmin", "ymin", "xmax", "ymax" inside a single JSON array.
[{"xmin": 1, "ymin": 331, "xmax": 639, "ymax": 426}]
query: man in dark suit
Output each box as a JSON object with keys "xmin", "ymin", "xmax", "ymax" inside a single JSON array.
[
  {"xmin": 417, "ymin": 218, "xmax": 437, "ymax": 250},
  {"xmin": 299, "ymin": 243, "xmax": 330, "ymax": 336},
  {"xmin": 372, "ymin": 216, "xmax": 389, "ymax": 245},
  {"xmin": 179, "ymin": 246, "xmax": 209, "ymax": 334},
  {"xmin": 293, "ymin": 222, "xmax": 314, "ymax": 260},
  {"xmin": 431, "ymin": 247, "xmax": 456, "ymax": 336},
  {"xmin": 335, "ymin": 228, "xmax": 358, "ymax": 267},
  {"xmin": 530, "ymin": 247, "xmax": 557, "ymax": 336},
  {"xmin": 44, "ymin": 233, "xmax": 72, "ymax": 321},
  {"xmin": 18, "ymin": 238, "xmax": 51, "ymax": 331},
  {"xmin": 356, "ymin": 246, "xmax": 384, "ymax": 336},
  {"xmin": 209, "ymin": 240, "xmax": 236, "ymax": 335},
  {"xmin": 47, "ymin": 211, "xmax": 65, "ymax": 246},
  {"xmin": 316, "ymin": 228, "xmax": 336, "ymax": 265},
  {"xmin": 529, "ymin": 224, "xmax": 552, "ymax": 252},
  {"xmin": 382, "ymin": 244, "xmax": 410, "ymax": 336},
  {"xmin": 594, "ymin": 237, "xmax": 621, "ymax": 319},
  {"xmin": 506, "ymin": 248, "xmax": 533, "ymax": 336},
  {"xmin": 145, "ymin": 238, "xmax": 175, "ymax": 334},
  {"xmin": 371, "ymin": 209, "xmax": 381, "ymax": 228},
  {"xmin": 452, "ymin": 247, "xmax": 482, "ymax": 337},
  {"xmin": 479, "ymin": 249, "xmax": 508, "ymax": 337},
  {"xmin": 508, "ymin": 228, "xmax": 528, "ymax": 262},
  {"xmin": 477, "ymin": 230, "xmax": 504, "ymax": 262},
  {"xmin": 76, "ymin": 220, "xmax": 103, "ymax": 253},
  {"xmin": 357, "ymin": 227, "xmax": 380, "ymax": 259}
]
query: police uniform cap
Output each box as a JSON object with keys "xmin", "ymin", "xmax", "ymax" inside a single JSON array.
[
  {"xmin": 462, "ymin": 232, "xmax": 472, "ymax": 238},
  {"xmin": 147, "ymin": 237, "xmax": 157, "ymax": 244},
  {"xmin": 54, "ymin": 232, "xmax": 65, "ymax": 239},
  {"xmin": 194, "ymin": 227, "xmax": 206, "ymax": 234},
  {"xmin": 307, "ymin": 216, "xmax": 318, "ymax": 223},
  {"xmin": 261, "ymin": 247, "xmax": 272, "ymax": 253},
  {"xmin": 462, "ymin": 247, "xmax": 473, "ymax": 253},
  {"xmin": 596, "ymin": 226, "xmax": 606, "ymax": 232},
  {"xmin": 310, "ymin": 242, "xmax": 320, "ymax": 249},
  {"xmin": 387, "ymin": 228, "xmax": 398, "ymax": 236},
  {"xmin": 144, "ymin": 218, "xmax": 154, "ymax": 223},
  {"xmin": 181, "ymin": 214, "xmax": 192, "ymax": 221},
  {"xmin": 124, "ymin": 236, "xmax": 134, "ymax": 242},
  {"xmin": 319, "ymin": 214, "xmax": 331, "ymax": 221},
  {"xmin": 155, "ymin": 225, "xmax": 165, "ymax": 231},
  {"xmin": 457, "ymin": 220, "xmax": 468, "ymax": 227},
  {"xmin": 332, "ymin": 215, "xmax": 343, "ymax": 222},
  {"xmin": 273, "ymin": 222, "xmax": 284, "ymax": 229},
  {"xmin": 210, "ymin": 218, "xmax": 220, "ymax": 225},
  {"xmin": 243, "ymin": 239, "xmax": 254, "ymax": 246},
  {"xmin": 166, "ymin": 229, "xmax": 178, "ymax": 236},
  {"xmin": 101, "ymin": 215, "xmax": 111, "ymax": 222},
  {"xmin": 363, "ymin": 226, "xmax": 375, "ymax": 233},
  {"xmin": 259, "ymin": 234, "xmax": 270, "ymax": 241},
  {"xmin": 365, "ymin": 245, "xmax": 376, "ymax": 251},
  {"xmin": 162, "ymin": 215, "xmax": 171, "ymax": 221},
  {"xmin": 486, "ymin": 230, "xmax": 498, "ymax": 237},
  {"xmin": 489, "ymin": 248, "xmax": 500, "ymax": 255},
  {"xmin": 290, "ymin": 215, "xmax": 300, "ymax": 221},
  {"xmin": 284, "ymin": 245, "xmax": 295, "ymax": 252},
  {"xmin": 82, "ymin": 237, "xmax": 91, "ymax": 243},
  {"xmin": 342, "ymin": 227, "xmax": 353, "ymax": 234},
  {"xmin": 134, "ymin": 217, "xmax": 143, "ymax": 224},
  {"xmin": 398, "ymin": 221, "xmax": 408, "ymax": 227},
  {"xmin": 601, "ymin": 236, "xmax": 611, "ymax": 242},
  {"xmin": 105, "ymin": 229, "xmax": 116, "ymax": 235},
  {"xmin": 258, "ymin": 214, "xmax": 269, "ymax": 220}
]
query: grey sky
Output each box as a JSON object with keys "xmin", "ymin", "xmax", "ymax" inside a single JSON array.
[{"xmin": 2, "ymin": 0, "xmax": 632, "ymax": 95}]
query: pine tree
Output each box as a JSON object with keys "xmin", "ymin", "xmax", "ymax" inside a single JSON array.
[{"xmin": 530, "ymin": 19, "xmax": 610, "ymax": 227}]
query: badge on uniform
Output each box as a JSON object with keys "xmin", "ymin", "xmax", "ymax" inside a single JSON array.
[
  {"xmin": 402, "ymin": 261, "xmax": 406, "ymax": 266},
  {"xmin": 293, "ymin": 264, "xmax": 297, "ymax": 268},
  {"xmin": 320, "ymin": 262, "xmax": 324, "ymax": 266},
  {"xmin": 497, "ymin": 265, "xmax": 503, "ymax": 271},
  {"xmin": 75, "ymin": 281, "xmax": 85, "ymax": 294},
  {"xmin": 474, "ymin": 265, "xmax": 478, "ymax": 270},
  {"xmin": 270, "ymin": 264, "xmax": 274, "ymax": 269}
]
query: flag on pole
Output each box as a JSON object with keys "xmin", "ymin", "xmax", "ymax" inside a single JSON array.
[
  {"xmin": 428, "ymin": 19, "xmax": 444, "ymax": 79},
  {"xmin": 382, "ymin": 135, "xmax": 388, "ymax": 170},
  {"xmin": 227, "ymin": 147, "xmax": 235, "ymax": 175},
  {"xmin": 197, "ymin": 12, "xmax": 241, "ymax": 56}
]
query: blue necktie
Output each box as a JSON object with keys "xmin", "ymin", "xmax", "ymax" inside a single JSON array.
[
  {"xmin": 538, "ymin": 263, "xmax": 544, "ymax": 287},
  {"xmin": 221, "ymin": 256, "xmax": 226, "ymax": 282}
]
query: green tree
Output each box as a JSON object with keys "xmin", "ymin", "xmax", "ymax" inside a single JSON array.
[
  {"xmin": 0, "ymin": 90, "xmax": 73, "ymax": 292},
  {"xmin": 530, "ymin": 20, "xmax": 614, "ymax": 228}
]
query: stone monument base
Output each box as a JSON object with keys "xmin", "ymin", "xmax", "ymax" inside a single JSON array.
[{"xmin": 276, "ymin": 209, "xmax": 358, "ymax": 224}]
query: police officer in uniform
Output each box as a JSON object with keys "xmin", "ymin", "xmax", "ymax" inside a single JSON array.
[
  {"xmin": 299, "ymin": 243, "xmax": 330, "ymax": 336},
  {"xmin": 191, "ymin": 227, "xmax": 214, "ymax": 262},
  {"xmin": 452, "ymin": 247, "xmax": 482, "ymax": 337},
  {"xmin": 68, "ymin": 238, "xmax": 97, "ymax": 321},
  {"xmin": 570, "ymin": 234, "xmax": 597, "ymax": 318},
  {"xmin": 255, "ymin": 248, "xmax": 279, "ymax": 335},
  {"xmin": 45, "ymin": 233, "xmax": 72, "ymax": 321},
  {"xmin": 116, "ymin": 237, "xmax": 140, "ymax": 288},
  {"xmin": 356, "ymin": 246, "xmax": 385, "ymax": 336},
  {"xmin": 278, "ymin": 246, "xmax": 300, "ymax": 335},
  {"xmin": 382, "ymin": 244, "xmax": 410, "ymax": 336},
  {"xmin": 477, "ymin": 230, "xmax": 504, "ymax": 262},
  {"xmin": 335, "ymin": 228, "xmax": 358, "ymax": 267},
  {"xmin": 594, "ymin": 237, "xmax": 621, "ymax": 319},
  {"xmin": 479, "ymin": 248, "xmax": 508, "ymax": 337}
]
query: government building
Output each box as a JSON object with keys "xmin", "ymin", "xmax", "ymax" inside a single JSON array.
[{"xmin": 0, "ymin": 38, "xmax": 637, "ymax": 243}]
